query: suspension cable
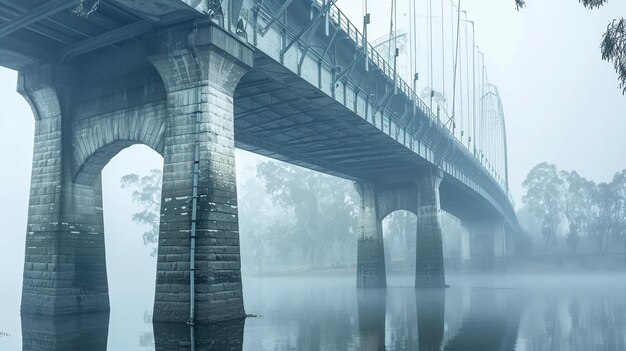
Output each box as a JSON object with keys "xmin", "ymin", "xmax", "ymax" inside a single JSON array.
[
  {"xmin": 463, "ymin": 16, "xmax": 470, "ymax": 146},
  {"xmin": 451, "ymin": 0, "xmax": 461, "ymax": 132},
  {"xmin": 413, "ymin": 0, "xmax": 418, "ymax": 86},
  {"xmin": 440, "ymin": 0, "xmax": 445, "ymax": 102},
  {"xmin": 388, "ymin": 0, "xmax": 395, "ymax": 62},
  {"xmin": 429, "ymin": 0, "xmax": 433, "ymax": 111},
  {"xmin": 409, "ymin": 0, "xmax": 414, "ymax": 86}
]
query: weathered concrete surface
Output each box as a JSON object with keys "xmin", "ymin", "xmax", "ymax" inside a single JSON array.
[
  {"xmin": 356, "ymin": 182, "xmax": 386, "ymax": 288},
  {"xmin": 415, "ymin": 169, "xmax": 446, "ymax": 288},
  {"xmin": 19, "ymin": 65, "xmax": 110, "ymax": 315},
  {"xmin": 376, "ymin": 187, "xmax": 418, "ymax": 221},
  {"xmin": 18, "ymin": 39, "xmax": 169, "ymax": 315},
  {"xmin": 147, "ymin": 24, "xmax": 253, "ymax": 323}
]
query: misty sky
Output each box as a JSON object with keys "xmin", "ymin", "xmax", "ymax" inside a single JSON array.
[{"xmin": 462, "ymin": 0, "xmax": 626, "ymax": 200}]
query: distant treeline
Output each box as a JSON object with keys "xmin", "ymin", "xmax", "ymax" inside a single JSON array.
[
  {"xmin": 519, "ymin": 162, "xmax": 626, "ymax": 255},
  {"xmin": 122, "ymin": 160, "xmax": 626, "ymax": 271}
]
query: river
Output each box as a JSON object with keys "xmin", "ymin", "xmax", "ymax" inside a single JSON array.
[{"xmin": 2, "ymin": 273, "xmax": 626, "ymax": 350}]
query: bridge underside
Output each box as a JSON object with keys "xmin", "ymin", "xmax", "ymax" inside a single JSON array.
[{"xmin": 234, "ymin": 56, "xmax": 501, "ymax": 222}]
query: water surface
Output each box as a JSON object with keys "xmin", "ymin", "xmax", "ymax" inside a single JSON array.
[{"xmin": 3, "ymin": 273, "xmax": 626, "ymax": 350}]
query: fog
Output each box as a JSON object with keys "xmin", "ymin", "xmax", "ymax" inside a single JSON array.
[{"xmin": 1, "ymin": 0, "xmax": 626, "ymax": 350}]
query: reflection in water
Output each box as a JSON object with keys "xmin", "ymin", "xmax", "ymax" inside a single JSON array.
[
  {"xmin": 386, "ymin": 288, "xmax": 418, "ymax": 350},
  {"xmin": 21, "ymin": 312, "xmax": 109, "ymax": 351},
  {"xmin": 519, "ymin": 293, "xmax": 626, "ymax": 351},
  {"xmin": 357, "ymin": 289, "xmax": 386, "ymax": 351},
  {"xmin": 241, "ymin": 276, "xmax": 360, "ymax": 350},
  {"xmin": 416, "ymin": 289, "xmax": 445, "ymax": 351},
  {"xmin": 153, "ymin": 319, "xmax": 245, "ymax": 351},
  {"xmin": 445, "ymin": 288, "xmax": 524, "ymax": 351},
  {"xmin": 139, "ymin": 311, "xmax": 155, "ymax": 349},
  {"xmin": 14, "ymin": 275, "xmax": 626, "ymax": 350}
]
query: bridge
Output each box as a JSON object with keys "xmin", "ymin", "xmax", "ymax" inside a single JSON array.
[{"xmin": 1, "ymin": 0, "xmax": 519, "ymax": 323}]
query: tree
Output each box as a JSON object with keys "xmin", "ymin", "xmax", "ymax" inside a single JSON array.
[
  {"xmin": 520, "ymin": 163, "xmax": 626, "ymax": 255},
  {"xmin": 120, "ymin": 169, "xmax": 162, "ymax": 257},
  {"xmin": 383, "ymin": 211, "xmax": 417, "ymax": 271},
  {"xmin": 560, "ymin": 171, "xmax": 597, "ymax": 252},
  {"xmin": 612, "ymin": 170, "xmax": 626, "ymax": 250},
  {"xmin": 256, "ymin": 161, "xmax": 357, "ymax": 267},
  {"xmin": 592, "ymin": 170, "xmax": 626, "ymax": 254},
  {"xmin": 236, "ymin": 173, "xmax": 284, "ymax": 272},
  {"xmin": 566, "ymin": 223, "xmax": 581, "ymax": 252},
  {"xmin": 522, "ymin": 163, "xmax": 565, "ymax": 248},
  {"xmin": 515, "ymin": 0, "xmax": 626, "ymax": 93}
]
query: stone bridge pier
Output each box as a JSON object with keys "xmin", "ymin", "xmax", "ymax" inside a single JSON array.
[
  {"xmin": 147, "ymin": 25, "xmax": 253, "ymax": 323},
  {"xmin": 355, "ymin": 182, "xmax": 387, "ymax": 289},
  {"xmin": 19, "ymin": 65, "xmax": 111, "ymax": 315},
  {"xmin": 356, "ymin": 168, "xmax": 446, "ymax": 289},
  {"xmin": 464, "ymin": 220, "xmax": 506, "ymax": 271},
  {"xmin": 19, "ymin": 23, "xmax": 252, "ymax": 323}
]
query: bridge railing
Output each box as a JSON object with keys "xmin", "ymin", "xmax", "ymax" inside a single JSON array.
[
  {"xmin": 318, "ymin": 0, "xmax": 510, "ymax": 198},
  {"xmin": 247, "ymin": 0, "xmax": 510, "ymax": 201},
  {"xmin": 324, "ymin": 3, "xmax": 438, "ymax": 125}
]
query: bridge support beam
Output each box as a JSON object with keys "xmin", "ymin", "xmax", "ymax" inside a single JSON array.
[
  {"xmin": 356, "ymin": 182, "xmax": 386, "ymax": 288},
  {"xmin": 415, "ymin": 169, "xmax": 446, "ymax": 288},
  {"xmin": 148, "ymin": 24, "xmax": 253, "ymax": 323},
  {"xmin": 466, "ymin": 220, "xmax": 506, "ymax": 271},
  {"xmin": 19, "ymin": 65, "xmax": 110, "ymax": 315}
]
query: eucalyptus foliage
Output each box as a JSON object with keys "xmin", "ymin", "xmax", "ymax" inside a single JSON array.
[
  {"xmin": 522, "ymin": 163, "xmax": 565, "ymax": 248},
  {"xmin": 256, "ymin": 161, "xmax": 358, "ymax": 267},
  {"xmin": 120, "ymin": 169, "xmax": 162, "ymax": 257}
]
